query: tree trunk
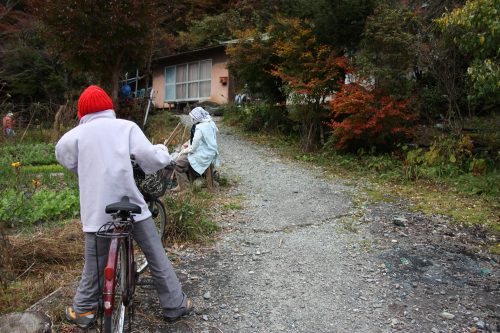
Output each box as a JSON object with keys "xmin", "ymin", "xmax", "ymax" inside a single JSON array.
[{"xmin": 105, "ymin": 50, "xmax": 125, "ymax": 108}]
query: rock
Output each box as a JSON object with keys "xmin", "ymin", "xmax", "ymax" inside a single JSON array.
[
  {"xmin": 0, "ymin": 311, "xmax": 52, "ymax": 333},
  {"xmin": 431, "ymin": 328, "xmax": 439, "ymax": 333},
  {"xmin": 393, "ymin": 217, "xmax": 407, "ymax": 227},
  {"xmin": 203, "ymin": 291, "xmax": 211, "ymax": 300},
  {"xmin": 202, "ymin": 314, "xmax": 209, "ymax": 321},
  {"xmin": 476, "ymin": 320, "xmax": 485, "ymax": 329},
  {"xmin": 440, "ymin": 311, "xmax": 455, "ymax": 320}
]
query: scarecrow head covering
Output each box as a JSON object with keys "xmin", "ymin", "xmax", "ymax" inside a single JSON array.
[
  {"xmin": 189, "ymin": 107, "xmax": 211, "ymax": 123},
  {"xmin": 77, "ymin": 85, "xmax": 114, "ymax": 119}
]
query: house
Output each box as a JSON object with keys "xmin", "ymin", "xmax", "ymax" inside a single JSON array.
[{"xmin": 151, "ymin": 44, "xmax": 234, "ymax": 110}]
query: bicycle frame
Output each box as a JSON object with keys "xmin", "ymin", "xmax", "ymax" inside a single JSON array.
[{"xmin": 102, "ymin": 229, "xmax": 136, "ymax": 317}]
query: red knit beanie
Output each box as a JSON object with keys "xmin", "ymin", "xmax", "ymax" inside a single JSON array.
[{"xmin": 77, "ymin": 85, "xmax": 114, "ymax": 119}]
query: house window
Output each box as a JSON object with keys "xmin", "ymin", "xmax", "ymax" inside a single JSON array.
[{"xmin": 164, "ymin": 60, "xmax": 212, "ymax": 101}]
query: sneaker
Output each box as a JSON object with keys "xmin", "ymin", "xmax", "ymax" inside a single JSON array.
[
  {"xmin": 164, "ymin": 298, "xmax": 194, "ymax": 322},
  {"xmin": 65, "ymin": 306, "xmax": 96, "ymax": 328}
]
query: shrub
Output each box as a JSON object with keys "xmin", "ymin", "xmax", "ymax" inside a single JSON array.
[
  {"xmin": 223, "ymin": 102, "xmax": 293, "ymax": 133},
  {"xmin": 163, "ymin": 193, "xmax": 219, "ymax": 243},
  {"xmin": 0, "ymin": 143, "xmax": 57, "ymax": 166},
  {"xmin": 0, "ymin": 142, "xmax": 79, "ymax": 229},
  {"xmin": 0, "ymin": 188, "xmax": 79, "ymax": 228},
  {"xmin": 328, "ymin": 83, "xmax": 415, "ymax": 151}
]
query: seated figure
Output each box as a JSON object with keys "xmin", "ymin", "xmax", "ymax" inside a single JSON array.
[{"xmin": 172, "ymin": 107, "xmax": 219, "ymax": 191}]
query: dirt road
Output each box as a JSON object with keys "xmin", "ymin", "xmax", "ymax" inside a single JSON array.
[
  {"xmin": 28, "ymin": 119, "xmax": 499, "ymax": 333},
  {"xmin": 131, "ymin": 121, "xmax": 499, "ymax": 333}
]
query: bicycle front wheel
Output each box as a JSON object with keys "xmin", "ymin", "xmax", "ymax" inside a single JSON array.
[
  {"xmin": 103, "ymin": 241, "xmax": 127, "ymax": 333},
  {"xmin": 134, "ymin": 198, "xmax": 167, "ymax": 274}
]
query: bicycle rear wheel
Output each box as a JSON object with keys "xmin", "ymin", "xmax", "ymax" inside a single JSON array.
[
  {"xmin": 134, "ymin": 198, "xmax": 167, "ymax": 274},
  {"xmin": 103, "ymin": 241, "xmax": 127, "ymax": 333}
]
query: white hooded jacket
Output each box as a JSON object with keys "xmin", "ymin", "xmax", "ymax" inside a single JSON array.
[{"xmin": 55, "ymin": 110, "xmax": 171, "ymax": 232}]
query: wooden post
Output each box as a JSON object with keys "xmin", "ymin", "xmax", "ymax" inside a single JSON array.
[{"xmin": 205, "ymin": 164, "xmax": 214, "ymax": 189}]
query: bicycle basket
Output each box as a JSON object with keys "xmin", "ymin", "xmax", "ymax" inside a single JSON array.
[{"xmin": 134, "ymin": 167, "xmax": 173, "ymax": 199}]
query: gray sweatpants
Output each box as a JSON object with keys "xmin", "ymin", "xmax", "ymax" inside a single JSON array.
[{"xmin": 73, "ymin": 217, "xmax": 187, "ymax": 318}]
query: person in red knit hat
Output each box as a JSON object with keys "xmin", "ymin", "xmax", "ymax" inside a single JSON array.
[{"xmin": 56, "ymin": 85, "xmax": 192, "ymax": 328}]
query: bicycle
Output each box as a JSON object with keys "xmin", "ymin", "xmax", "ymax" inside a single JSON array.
[
  {"xmin": 96, "ymin": 196, "xmax": 142, "ymax": 333},
  {"xmin": 131, "ymin": 157, "xmax": 176, "ymax": 273},
  {"xmin": 93, "ymin": 163, "xmax": 175, "ymax": 333}
]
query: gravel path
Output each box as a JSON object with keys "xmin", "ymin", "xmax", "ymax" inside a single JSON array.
[
  {"xmin": 201, "ymin": 126, "xmax": 391, "ymax": 332},
  {"xmin": 28, "ymin": 117, "xmax": 498, "ymax": 333},
  {"xmin": 131, "ymin": 120, "xmax": 396, "ymax": 333},
  {"xmin": 145, "ymin": 119, "xmax": 497, "ymax": 333}
]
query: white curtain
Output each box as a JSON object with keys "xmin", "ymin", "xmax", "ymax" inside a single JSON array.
[
  {"xmin": 188, "ymin": 82, "xmax": 198, "ymax": 98},
  {"xmin": 176, "ymin": 64, "xmax": 187, "ymax": 82},
  {"xmin": 199, "ymin": 81, "xmax": 211, "ymax": 98},
  {"xmin": 199, "ymin": 60, "xmax": 211, "ymax": 80},
  {"xmin": 188, "ymin": 62, "xmax": 199, "ymax": 81},
  {"xmin": 176, "ymin": 84, "xmax": 187, "ymax": 99}
]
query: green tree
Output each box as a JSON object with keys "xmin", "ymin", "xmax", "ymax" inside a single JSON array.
[
  {"xmin": 437, "ymin": 0, "xmax": 500, "ymax": 111},
  {"xmin": 226, "ymin": 28, "xmax": 285, "ymax": 103},
  {"xmin": 177, "ymin": 11, "xmax": 241, "ymax": 50},
  {"xmin": 282, "ymin": 0, "xmax": 376, "ymax": 49},
  {"xmin": 270, "ymin": 16, "xmax": 347, "ymax": 151},
  {"xmin": 28, "ymin": 0, "xmax": 165, "ymax": 102},
  {"xmin": 0, "ymin": 2, "xmax": 67, "ymax": 103},
  {"xmin": 356, "ymin": 3, "xmax": 419, "ymax": 98}
]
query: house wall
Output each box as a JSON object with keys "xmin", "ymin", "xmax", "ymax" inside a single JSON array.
[{"xmin": 151, "ymin": 48, "xmax": 231, "ymax": 109}]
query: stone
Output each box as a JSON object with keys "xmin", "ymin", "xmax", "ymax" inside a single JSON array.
[
  {"xmin": 393, "ymin": 217, "xmax": 407, "ymax": 227},
  {"xmin": 203, "ymin": 291, "xmax": 211, "ymax": 300},
  {"xmin": 476, "ymin": 320, "xmax": 485, "ymax": 329},
  {"xmin": 440, "ymin": 311, "xmax": 455, "ymax": 320},
  {"xmin": 0, "ymin": 311, "xmax": 52, "ymax": 333}
]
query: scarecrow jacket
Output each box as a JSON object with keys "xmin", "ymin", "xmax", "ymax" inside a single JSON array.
[
  {"xmin": 55, "ymin": 110, "xmax": 171, "ymax": 232},
  {"xmin": 188, "ymin": 120, "xmax": 219, "ymax": 175}
]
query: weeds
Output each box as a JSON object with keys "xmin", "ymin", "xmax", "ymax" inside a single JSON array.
[
  {"xmin": 0, "ymin": 221, "xmax": 84, "ymax": 314},
  {"xmin": 163, "ymin": 191, "xmax": 220, "ymax": 243},
  {"xmin": 0, "ymin": 143, "xmax": 79, "ymax": 230}
]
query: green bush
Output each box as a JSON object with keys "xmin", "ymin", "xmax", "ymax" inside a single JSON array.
[
  {"xmin": 0, "ymin": 188, "xmax": 79, "ymax": 228},
  {"xmin": 401, "ymin": 138, "xmax": 499, "ymax": 198},
  {"xmin": 0, "ymin": 143, "xmax": 57, "ymax": 166},
  {"xmin": 223, "ymin": 102, "xmax": 293, "ymax": 133},
  {"xmin": 163, "ymin": 193, "xmax": 219, "ymax": 243},
  {"xmin": 0, "ymin": 142, "xmax": 79, "ymax": 229}
]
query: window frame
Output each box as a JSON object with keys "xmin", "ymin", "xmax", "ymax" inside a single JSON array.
[{"xmin": 164, "ymin": 59, "xmax": 212, "ymax": 102}]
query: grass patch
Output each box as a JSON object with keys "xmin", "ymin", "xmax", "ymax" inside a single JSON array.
[
  {"xmin": 144, "ymin": 111, "xmax": 184, "ymax": 145},
  {"xmin": 221, "ymin": 203, "xmax": 243, "ymax": 211},
  {"xmin": 0, "ymin": 220, "xmax": 84, "ymax": 314},
  {"xmin": 163, "ymin": 190, "xmax": 220, "ymax": 243}
]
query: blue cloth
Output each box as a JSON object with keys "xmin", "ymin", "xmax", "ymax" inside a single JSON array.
[{"xmin": 188, "ymin": 120, "xmax": 219, "ymax": 175}]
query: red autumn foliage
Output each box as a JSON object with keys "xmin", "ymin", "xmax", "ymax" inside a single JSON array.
[{"xmin": 328, "ymin": 83, "xmax": 415, "ymax": 150}]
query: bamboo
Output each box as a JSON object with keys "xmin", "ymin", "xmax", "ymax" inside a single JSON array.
[{"xmin": 164, "ymin": 122, "xmax": 182, "ymax": 146}]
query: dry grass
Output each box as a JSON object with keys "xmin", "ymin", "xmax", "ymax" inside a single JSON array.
[{"xmin": 0, "ymin": 220, "xmax": 84, "ymax": 314}]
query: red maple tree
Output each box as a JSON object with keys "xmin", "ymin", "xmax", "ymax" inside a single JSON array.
[{"xmin": 328, "ymin": 83, "xmax": 415, "ymax": 150}]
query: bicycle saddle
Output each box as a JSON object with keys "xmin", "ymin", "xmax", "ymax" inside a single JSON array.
[{"xmin": 105, "ymin": 196, "xmax": 141, "ymax": 214}]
